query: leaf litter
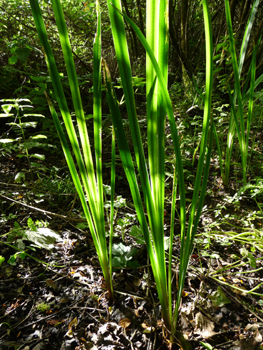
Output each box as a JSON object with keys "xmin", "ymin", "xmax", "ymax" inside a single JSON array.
[{"xmin": 1, "ymin": 146, "xmax": 263, "ymax": 349}]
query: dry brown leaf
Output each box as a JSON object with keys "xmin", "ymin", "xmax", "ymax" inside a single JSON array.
[
  {"xmin": 194, "ymin": 312, "xmax": 217, "ymax": 339},
  {"xmin": 131, "ymin": 276, "xmax": 141, "ymax": 287},
  {"xmin": 46, "ymin": 279, "xmax": 58, "ymax": 290},
  {"xmin": 68, "ymin": 317, "xmax": 78, "ymax": 330},
  {"xmin": 66, "ymin": 317, "xmax": 78, "ymax": 338},
  {"xmin": 59, "ymin": 296, "xmax": 69, "ymax": 304},
  {"xmin": 254, "ymin": 330, "xmax": 262, "ymax": 343},
  {"xmin": 118, "ymin": 318, "xmax": 131, "ymax": 329},
  {"xmin": 141, "ymin": 322, "xmax": 155, "ymax": 333}
]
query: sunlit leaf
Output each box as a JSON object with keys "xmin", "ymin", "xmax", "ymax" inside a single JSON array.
[
  {"xmin": 8, "ymin": 55, "xmax": 18, "ymax": 65},
  {"xmin": 14, "ymin": 172, "xmax": 25, "ymax": 183},
  {"xmin": 0, "ymin": 139, "xmax": 14, "ymax": 143},
  {"xmin": 25, "ymin": 228, "xmax": 62, "ymax": 250},
  {"xmin": 208, "ymin": 287, "xmax": 231, "ymax": 307},
  {"xmin": 31, "ymin": 153, "xmax": 45, "ymax": 160}
]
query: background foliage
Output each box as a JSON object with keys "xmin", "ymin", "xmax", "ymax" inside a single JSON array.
[{"xmin": 1, "ymin": 0, "xmax": 263, "ymax": 102}]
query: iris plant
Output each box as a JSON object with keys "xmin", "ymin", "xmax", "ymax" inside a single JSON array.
[{"xmin": 30, "ymin": 0, "xmax": 213, "ymax": 341}]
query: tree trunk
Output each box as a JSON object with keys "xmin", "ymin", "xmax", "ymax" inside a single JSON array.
[
  {"xmin": 135, "ymin": 0, "xmax": 145, "ymax": 37},
  {"xmin": 169, "ymin": 0, "xmax": 193, "ymax": 83},
  {"xmin": 121, "ymin": 0, "xmax": 139, "ymax": 59}
]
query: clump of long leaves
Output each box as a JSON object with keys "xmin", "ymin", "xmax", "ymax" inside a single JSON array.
[
  {"xmin": 30, "ymin": 0, "xmax": 213, "ymax": 341},
  {"xmin": 106, "ymin": 0, "xmax": 213, "ymax": 338},
  {"xmin": 29, "ymin": 0, "xmax": 115, "ymax": 300},
  {"xmin": 215, "ymin": 0, "xmax": 262, "ymax": 186}
]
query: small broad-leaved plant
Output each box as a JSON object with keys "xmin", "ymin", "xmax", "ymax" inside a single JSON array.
[{"xmin": 0, "ymin": 98, "xmax": 47, "ymax": 180}]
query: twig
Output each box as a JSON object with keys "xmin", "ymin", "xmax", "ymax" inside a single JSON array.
[
  {"xmin": 0, "ymin": 193, "xmax": 86, "ymax": 222},
  {"xmin": 16, "ymin": 298, "xmax": 82, "ymax": 331}
]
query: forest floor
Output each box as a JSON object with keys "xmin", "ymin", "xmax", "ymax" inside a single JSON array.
[{"xmin": 1, "ymin": 110, "xmax": 263, "ymax": 350}]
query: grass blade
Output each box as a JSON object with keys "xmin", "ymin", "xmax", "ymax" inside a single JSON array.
[
  {"xmin": 224, "ymin": 0, "xmax": 259, "ymax": 185},
  {"xmin": 173, "ymin": 0, "xmax": 213, "ymax": 331}
]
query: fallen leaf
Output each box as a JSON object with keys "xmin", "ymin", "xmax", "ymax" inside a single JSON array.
[
  {"xmin": 141, "ymin": 322, "xmax": 155, "ymax": 333},
  {"xmin": 118, "ymin": 318, "xmax": 131, "ymax": 329},
  {"xmin": 194, "ymin": 312, "xmax": 217, "ymax": 339},
  {"xmin": 59, "ymin": 296, "xmax": 69, "ymax": 304},
  {"xmin": 66, "ymin": 317, "xmax": 78, "ymax": 338},
  {"xmin": 46, "ymin": 279, "xmax": 58, "ymax": 290},
  {"xmin": 68, "ymin": 317, "xmax": 78, "ymax": 330},
  {"xmin": 254, "ymin": 330, "xmax": 262, "ymax": 343},
  {"xmin": 131, "ymin": 276, "xmax": 141, "ymax": 287},
  {"xmin": 25, "ymin": 227, "xmax": 62, "ymax": 250}
]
